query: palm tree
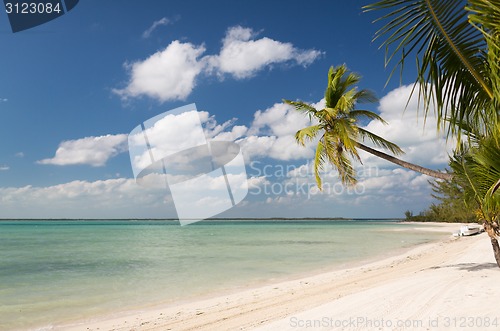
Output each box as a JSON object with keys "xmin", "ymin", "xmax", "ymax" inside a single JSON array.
[
  {"xmin": 284, "ymin": 64, "xmax": 452, "ymax": 190},
  {"xmin": 364, "ymin": 0, "xmax": 500, "ymax": 266},
  {"xmin": 450, "ymin": 127, "xmax": 500, "ymax": 266}
]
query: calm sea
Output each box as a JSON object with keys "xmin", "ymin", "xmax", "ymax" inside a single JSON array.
[{"xmin": 0, "ymin": 219, "xmax": 447, "ymax": 330}]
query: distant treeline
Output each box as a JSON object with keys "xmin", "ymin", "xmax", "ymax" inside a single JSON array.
[{"xmin": 404, "ymin": 175, "xmax": 476, "ymax": 223}]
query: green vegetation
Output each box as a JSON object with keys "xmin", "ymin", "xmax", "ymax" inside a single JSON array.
[
  {"xmin": 365, "ymin": 0, "xmax": 500, "ymax": 266},
  {"xmin": 405, "ymin": 173, "xmax": 476, "ymax": 223}
]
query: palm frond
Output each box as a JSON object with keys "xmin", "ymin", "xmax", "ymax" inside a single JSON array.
[
  {"xmin": 325, "ymin": 65, "xmax": 356, "ymax": 109},
  {"xmin": 336, "ymin": 89, "xmax": 357, "ymax": 111},
  {"xmin": 467, "ymin": 0, "xmax": 500, "ymax": 73},
  {"xmin": 343, "ymin": 71, "xmax": 361, "ymax": 88},
  {"xmin": 353, "ymin": 89, "xmax": 379, "ymax": 104},
  {"xmin": 364, "ymin": 0, "xmax": 493, "ymax": 139},
  {"xmin": 323, "ymin": 133, "xmax": 357, "ymax": 186},
  {"xmin": 350, "ymin": 110, "xmax": 388, "ymax": 124},
  {"xmin": 328, "ymin": 120, "xmax": 361, "ymax": 162},
  {"xmin": 489, "ymin": 178, "xmax": 500, "ymax": 196},
  {"xmin": 313, "ymin": 138, "xmax": 327, "ymax": 189},
  {"xmin": 283, "ymin": 99, "xmax": 318, "ymax": 121},
  {"xmin": 357, "ymin": 127, "xmax": 405, "ymax": 155},
  {"xmin": 467, "ymin": 0, "xmax": 500, "ymax": 132},
  {"xmin": 451, "ymin": 130, "xmax": 500, "ymax": 220},
  {"xmin": 295, "ymin": 125, "xmax": 321, "ymax": 146},
  {"xmin": 283, "ymin": 99, "xmax": 317, "ymax": 113}
]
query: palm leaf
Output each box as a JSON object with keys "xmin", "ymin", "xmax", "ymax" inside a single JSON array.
[
  {"xmin": 489, "ymin": 178, "xmax": 500, "ymax": 196},
  {"xmin": 323, "ymin": 133, "xmax": 357, "ymax": 186},
  {"xmin": 295, "ymin": 125, "xmax": 321, "ymax": 146},
  {"xmin": 283, "ymin": 99, "xmax": 318, "ymax": 119},
  {"xmin": 313, "ymin": 138, "xmax": 327, "ymax": 189},
  {"xmin": 467, "ymin": 0, "xmax": 500, "ymax": 132},
  {"xmin": 357, "ymin": 127, "xmax": 405, "ymax": 155},
  {"xmin": 328, "ymin": 120, "xmax": 361, "ymax": 162},
  {"xmin": 326, "ymin": 65, "xmax": 352, "ymax": 108},
  {"xmin": 364, "ymin": 0, "xmax": 493, "ymax": 138},
  {"xmin": 350, "ymin": 110, "xmax": 388, "ymax": 124},
  {"xmin": 336, "ymin": 88, "xmax": 357, "ymax": 111},
  {"xmin": 353, "ymin": 89, "xmax": 379, "ymax": 104}
]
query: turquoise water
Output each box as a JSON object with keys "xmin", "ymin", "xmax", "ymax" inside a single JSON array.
[{"xmin": 0, "ymin": 220, "xmax": 446, "ymax": 330}]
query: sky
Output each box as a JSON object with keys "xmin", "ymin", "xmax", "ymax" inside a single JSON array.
[{"xmin": 0, "ymin": 0, "xmax": 454, "ymax": 219}]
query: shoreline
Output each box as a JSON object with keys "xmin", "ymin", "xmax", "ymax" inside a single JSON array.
[{"xmin": 49, "ymin": 222, "xmax": 500, "ymax": 331}]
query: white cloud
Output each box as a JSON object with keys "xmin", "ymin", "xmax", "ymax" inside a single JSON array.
[
  {"xmin": 129, "ymin": 110, "xmax": 211, "ymax": 172},
  {"xmin": 212, "ymin": 125, "xmax": 248, "ymax": 141},
  {"xmin": 116, "ymin": 26, "xmax": 322, "ymax": 102},
  {"xmin": 237, "ymin": 102, "xmax": 316, "ymax": 161},
  {"xmin": 0, "ymin": 98, "xmax": 7, "ymax": 102},
  {"xmin": 114, "ymin": 41, "xmax": 206, "ymax": 102},
  {"xmin": 142, "ymin": 17, "xmax": 172, "ymax": 39},
  {"xmin": 38, "ymin": 134, "xmax": 128, "ymax": 167},
  {"xmin": 0, "ymin": 165, "xmax": 9, "ymax": 171},
  {"xmin": 247, "ymin": 176, "xmax": 270, "ymax": 189},
  {"xmin": 206, "ymin": 26, "xmax": 323, "ymax": 79},
  {"xmin": 361, "ymin": 84, "xmax": 455, "ymax": 168},
  {"xmin": 0, "ymin": 178, "xmax": 175, "ymax": 219}
]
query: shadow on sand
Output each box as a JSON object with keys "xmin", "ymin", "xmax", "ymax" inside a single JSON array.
[{"xmin": 429, "ymin": 262, "xmax": 498, "ymax": 272}]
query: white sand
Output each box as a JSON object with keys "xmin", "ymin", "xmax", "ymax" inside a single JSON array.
[{"xmin": 58, "ymin": 223, "xmax": 500, "ymax": 331}]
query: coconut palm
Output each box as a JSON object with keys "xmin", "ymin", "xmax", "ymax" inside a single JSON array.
[
  {"xmin": 364, "ymin": 0, "xmax": 500, "ymax": 265},
  {"xmin": 284, "ymin": 64, "xmax": 452, "ymax": 190},
  {"xmin": 450, "ymin": 127, "xmax": 500, "ymax": 266}
]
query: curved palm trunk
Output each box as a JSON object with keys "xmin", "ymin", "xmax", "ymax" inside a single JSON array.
[
  {"xmin": 484, "ymin": 222, "xmax": 500, "ymax": 268},
  {"xmin": 356, "ymin": 142, "xmax": 453, "ymax": 180},
  {"xmin": 489, "ymin": 237, "xmax": 500, "ymax": 268}
]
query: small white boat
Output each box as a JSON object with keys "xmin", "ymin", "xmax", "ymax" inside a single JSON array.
[{"xmin": 459, "ymin": 224, "xmax": 481, "ymax": 236}]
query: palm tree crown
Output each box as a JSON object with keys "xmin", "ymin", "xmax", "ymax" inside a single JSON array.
[{"xmin": 284, "ymin": 65, "xmax": 451, "ymax": 189}]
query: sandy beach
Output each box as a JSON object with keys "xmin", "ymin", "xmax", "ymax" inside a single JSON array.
[{"xmin": 57, "ymin": 223, "xmax": 500, "ymax": 331}]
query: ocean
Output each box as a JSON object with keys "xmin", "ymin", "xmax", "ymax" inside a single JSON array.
[{"xmin": 0, "ymin": 219, "xmax": 447, "ymax": 330}]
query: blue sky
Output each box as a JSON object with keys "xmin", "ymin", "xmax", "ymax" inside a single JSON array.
[{"xmin": 0, "ymin": 0, "xmax": 453, "ymax": 219}]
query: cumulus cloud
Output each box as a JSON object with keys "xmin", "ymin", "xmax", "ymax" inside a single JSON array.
[
  {"xmin": 142, "ymin": 17, "xmax": 172, "ymax": 39},
  {"xmin": 129, "ymin": 110, "xmax": 211, "ymax": 172},
  {"xmin": 237, "ymin": 102, "xmax": 317, "ymax": 161},
  {"xmin": 0, "ymin": 178, "xmax": 175, "ymax": 219},
  {"xmin": 206, "ymin": 26, "xmax": 323, "ymax": 79},
  {"xmin": 211, "ymin": 125, "xmax": 248, "ymax": 141},
  {"xmin": 38, "ymin": 134, "xmax": 128, "ymax": 167},
  {"xmin": 114, "ymin": 41, "xmax": 206, "ymax": 102},
  {"xmin": 361, "ymin": 84, "xmax": 455, "ymax": 168},
  {"xmin": 116, "ymin": 26, "xmax": 322, "ymax": 102}
]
